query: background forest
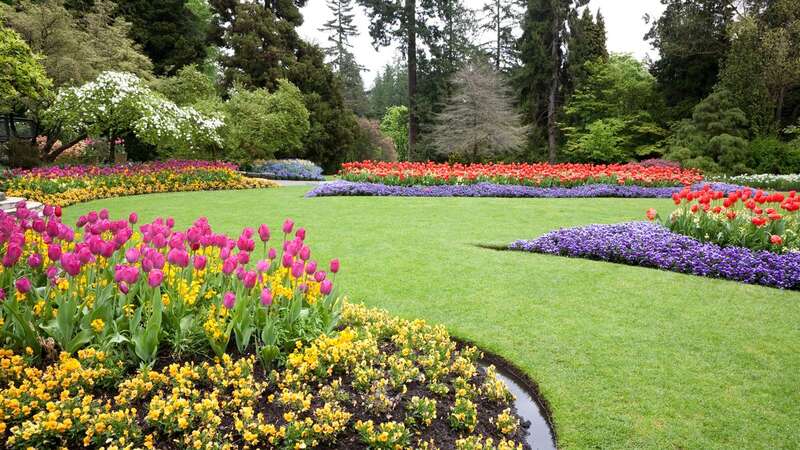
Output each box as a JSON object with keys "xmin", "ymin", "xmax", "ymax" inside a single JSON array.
[{"xmin": 1, "ymin": 0, "xmax": 799, "ymax": 174}]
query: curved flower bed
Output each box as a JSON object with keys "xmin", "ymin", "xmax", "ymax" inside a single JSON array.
[
  {"xmin": 509, "ymin": 222, "xmax": 800, "ymax": 290},
  {"xmin": 307, "ymin": 181, "xmax": 745, "ymax": 199},
  {"xmin": 0, "ymin": 205, "xmax": 532, "ymax": 448},
  {"xmin": 0, "ymin": 304, "xmax": 529, "ymax": 449},
  {"xmin": 340, "ymin": 161, "xmax": 703, "ymax": 187},
  {"xmin": 1, "ymin": 160, "xmax": 276, "ymax": 207},
  {"xmin": 245, "ymin": 159, "xmax": 325, "ymax": 181}
]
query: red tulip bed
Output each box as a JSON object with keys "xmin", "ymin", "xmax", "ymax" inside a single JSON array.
[
  {"xmin": 339, "ymin": 161, "xmax": 703, "ymax": 187},
  {"xmin": 0, "ymin": 203, "xmax": 531, "ymax": 449},
  {"xmin": 307, "ymin": 161, "xmax": 710, "ymax": 199},
  {"xmin": 511, "ymin": 184, "xmax": 800, "ymax": 290}
]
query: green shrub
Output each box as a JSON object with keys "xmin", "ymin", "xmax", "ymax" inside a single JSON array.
[{"xmin": 222, "ymin": 80, "xmax": 310, "ymax": 163}]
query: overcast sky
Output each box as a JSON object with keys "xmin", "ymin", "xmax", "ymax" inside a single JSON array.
[{"xmin": 298, "ymin": 0, "xmax": 667, "ymax": 87}]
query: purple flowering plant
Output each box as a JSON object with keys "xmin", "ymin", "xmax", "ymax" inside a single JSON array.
[{"xmin": 510, "ymin": 222, "xmax": 800, "ymax": 290}]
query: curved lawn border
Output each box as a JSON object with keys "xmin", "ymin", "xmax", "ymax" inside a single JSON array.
[
  {"xmin": 306, "ymin": 181, "xmax": 748, "ymax": 198},
  {"xmin": 509, "ymin": 221, "xmax": 800, "ymax": 290}
]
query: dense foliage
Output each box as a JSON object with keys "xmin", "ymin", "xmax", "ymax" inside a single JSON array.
[
  {"xmin": 221, "ymin": 81, "xmax": 310, "ymax": 163},
  {"xmin": 0, "ymin": 24, "xmax": 50, "ymax": 110}
]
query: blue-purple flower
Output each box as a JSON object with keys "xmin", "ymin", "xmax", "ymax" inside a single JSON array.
[{"xmin": 509, "ymin": 221, "xmax": 800, "ymax": 290}]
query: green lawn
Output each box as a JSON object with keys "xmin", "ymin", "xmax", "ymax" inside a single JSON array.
[{"xmin": 65, "ymin": 186, "xmax": 800, "ymax": 449}]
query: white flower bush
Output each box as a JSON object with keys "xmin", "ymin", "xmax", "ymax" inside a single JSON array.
[{"xmin": 44, "ymin": 71, "xmax": 223, "ymax": 153}]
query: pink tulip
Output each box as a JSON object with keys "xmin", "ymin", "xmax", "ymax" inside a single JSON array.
[
  {"xmin": 256, "ymin": 259, "xmax": 270, "ymax": 273},
  {"xmin": 258, "ymin": 224, "xmax": 270, "ymax": 242},
  {"xmin": 330, "ymin": 258, "xmax": 340, "ymax": 274},
  {"xmin": 281, "ymin": 253, "xmax": 293, "ymax": 268},
  {"xmin": 222, "ymin": 257, "xmax": 237, "ymax": 275},
  {"xmin": 166, "ymin": 217, "xmax": 175, "ymax": 228},
  {"xmin": 118, "ymin": 281, "xmax": 129, "ymax": 294},
  {"xmin": 320, "ymin": 279, "xmax": 333, "ymax": 295},
  {"xmin": 243, "ymin": 271, "xmax": 258, "ymax": 289},
  {"xmin": 291, "ymin": 261, "xmax": 304, "ymax": 279},
  {"xmin": 305, "ymin": 260, "xmax": 317, "ymax": 275},
  {"xmin": 237, "ymin": 251, "xmax": 250, "ymax": 265},
  {"xmin": 129, "ymin": 212, "xmax": 138, "ymax": 224},
  {"xmin": 314, "ymin": 271, "xmax": 326, "ymax": 282},
  {"xmin": 32, "ymin": 219, "xmax": 45, "ymax": 233},
  {"xmin": 295, "ymin": 228, "xmax": 306, "ymax": 240},
  {"xmin": 0, "ymin": 288, "xmax": 5, "ymax": 301},
  {"xmin": 298, "ymin": 282, "xmax": 308, "ymax": 293},
  {"xmin": 60, "ymin": 253, "xmax": 82, "ymax": 277},
  {"xmin": 223, "ymin": 291, "xmax": 236, "ymax": 309},
  {"xmin": 27, "ymin": 253, "xmax": 42, "ymax": 268},
  {"xmin": 148, "ymin": 269, "xmax": 164, "ymax": 287},
  {"xmin": 282, "ymin": 219, "xmax": 294, "ymax": 234},
  {"xmin": 193, "ymin": 255, "xmax": 207, "ymax": 271},
  {"xmin": 15, "ymin": 277, "xmax": 31, "ymax": 294},
  {"xmin": 268, "ymin": 247, "xmax": 277, "ymax": 260},
  {"xmin": 242, "ymin": 227, "xmax": 254, "ymax": 239},
  {"xmin": 299, "ymin": 246, "xmax": 310, "ymax": 261},
  {"xmin": 260, "ymin": 288, "xmax": 272, "ymax": 306},
  {"xmin": 167, "ymin": 248, "xmax": 190, "ymax": 268},
  {"xmin": 125, "ymin": 247, "xmax": 140, "ymax": 263},
  {"xmin": 99, "ymin": 209, "xmax": 109, "ymax": 220}
]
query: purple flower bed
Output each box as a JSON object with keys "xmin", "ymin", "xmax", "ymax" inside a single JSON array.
[
  {"xmin": 306, "ymin": 181, "xmax": 748, "ymax": 198},
  {"xmin": 509, "ymin": 222, "xmax": 800, "ymax": 290}
]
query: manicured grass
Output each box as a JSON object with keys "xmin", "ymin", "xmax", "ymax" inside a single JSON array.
[{"xmin": 65, "ymin": 187, "xmax": 800, "ymax": 449}]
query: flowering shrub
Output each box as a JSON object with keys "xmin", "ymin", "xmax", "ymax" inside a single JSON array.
[
  {"xmin": 42, "ymin": 71, "xmax": 223, "ymax": 155},
  {"xmin": 650, "ymin": 184, "xmax": 800, "ymax": 252},
  {"xmin": 0, "ymin": 303, "xmax": 529, "ymax": 448},
  {"xmin": 0, "ymin": 160, "xmax": 276, "ymax": 206},
  {"xmin": 715, "ymin": 173, "xmax": 800, "ymax": 191},
  {"xmin": 340, "ymin": 161, "xmax": 703, "ymax": 187},
  {"xmin": 247, "ymin": 159, "xmax": 324, "ymax": 181},
  {"xmin": 510, "ymin": 222, "xmax": 800, "ymax": 290},
  {"xmin": 0, "ymin": 203, "xmax": 340, "ymax": 367},
  {"xmin": 308, "ymin": 180, "xmax": 719, "ymax": 199}
]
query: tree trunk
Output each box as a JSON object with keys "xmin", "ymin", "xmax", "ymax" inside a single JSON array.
[
  {"xmin": 41, "ymin": 135, "xmax": 87, "ymax": 162},
  {"xmin": 495, "ymin": 0, "xmax": 501, "ymax": 71},
  {"xmin": 547, "ymin": 12, "xmax": 559, "ymax": 164},
  {"xmin": 776, "ymin": 85, "xmax": 786, "ymax": 128},
  {"xmin": 406, "ymin": 0, "xmax": 418, "ymax": 160},
  {"xmin": 109, "ymin": 136, "xmax": 117, "ymax": 163}
]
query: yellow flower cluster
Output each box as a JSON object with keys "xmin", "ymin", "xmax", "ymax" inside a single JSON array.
[
  {"xmin": 5, "ymin": 168, "xmax": 277, "ymax": 207},
  {"xmin": 0, "ymin": 303, "xmax": 528, "ymax": 449}
]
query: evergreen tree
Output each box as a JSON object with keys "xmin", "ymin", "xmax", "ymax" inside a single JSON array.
[
  {"xmin": 665, "ymin": 88, "xmax": 750, "ymax": 174},
  {"xmin": 319, "ymin": 0, "xmax": 368, "ymax": 116},
  {"xmin": 645, "ymin": 0, "xmax": 738, "ymax": 120},
  {"xmin": 565, "ymin": 7, "xmax": 607, "ymax": 92},
  {"xmin": 338, "ymin": 49, "xmax": 369, "ymax": 115},
  {"xmin": 358, "ymin": 0, "xmax": 443, "ymax": 159},
  {"xmin": 209, "ymin": 0, "xmax": 360, "ymax": 172},
  {"xmin": 2, "ymin": 0, "xmax": 153, "ymax": 86},
  {"xmin": 367, "ymin": 62, "xmax": 408, "ymax": 119},
  {"xmin": 117, "ymin": 0, "xmax": 208, "ymax": 76},
  {"xmin": 514, "ymin": 0, "xmax": 586, "ymax": 162},
  {"xmin": 720, "ymin": 0, "xmax": 800, "ymax": 133},
  {"xmin": 318, "ymin": 0, "xmax": 358, "ymax": 71},
  {"xmin": 480, "ymin": 0, "xmax": 522, "ymax": 71}
]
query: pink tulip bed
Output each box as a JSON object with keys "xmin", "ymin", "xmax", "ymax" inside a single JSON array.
[{"xmin": 0, "ymin": 203, "xmax": 531, "ymax": 449}]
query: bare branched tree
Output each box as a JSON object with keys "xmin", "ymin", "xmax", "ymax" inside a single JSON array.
[{"xmin": 430, "ymin": 62, "xmax": 528, "ymax": 162}]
